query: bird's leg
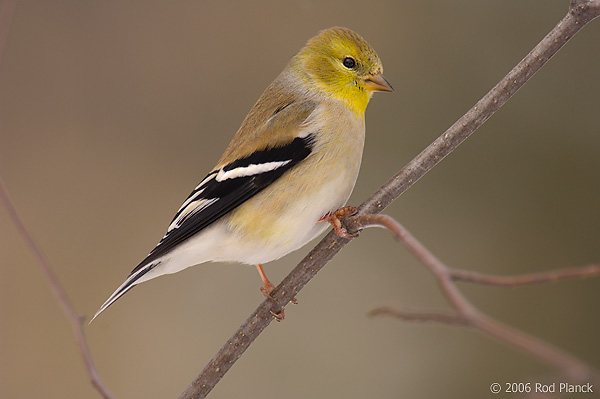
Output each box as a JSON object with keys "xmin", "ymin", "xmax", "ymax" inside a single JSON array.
[
  {"xmin": 255, "ymin": 264, "xmax": 297, "ymax": 322},
  {"xmin": 256, "ymin": 263, "xmax": 276, "ymax": 298},
  {"xmin": 318, "ymin": 206, "xmax": 359, "ymax": 238}
]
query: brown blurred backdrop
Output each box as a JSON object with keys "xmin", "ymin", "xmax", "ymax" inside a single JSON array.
[{"xmin": 1, "ymin": 1, "xmax": 599, "ymax": 398}]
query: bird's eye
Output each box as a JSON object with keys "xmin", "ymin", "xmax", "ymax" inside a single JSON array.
[{"xmin": 342, "ymin": 57, "xmax": 356, "ymax": 69}]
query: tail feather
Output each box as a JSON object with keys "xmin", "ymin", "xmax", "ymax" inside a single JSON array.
[{"xmin": 90, "ymin": 261, "xmax": 159, "ymax": 323}]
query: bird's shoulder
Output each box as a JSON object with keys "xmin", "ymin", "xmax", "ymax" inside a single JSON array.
[{"xmin": 216, "ymin": 79, "xmax": 319, "ymax": 168}]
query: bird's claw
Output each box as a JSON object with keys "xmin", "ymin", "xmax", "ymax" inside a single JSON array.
[
  {"xmin": 257, "ymin": 264, "xmax": 297, "ymax": 321},
  {"xmin": 319, "ymin": 206, "xmax": 359, "ymax": 238}
]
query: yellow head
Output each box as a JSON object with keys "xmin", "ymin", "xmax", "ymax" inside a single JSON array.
[{"xmin": 291, "ymin": 27, "xmax": 392, "ymax": 115}]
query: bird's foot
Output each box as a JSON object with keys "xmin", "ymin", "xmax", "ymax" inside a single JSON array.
[
  {"xmin": 319, "ymin": 206, "xmax": 359, "ymax": 238},
  {"xmin": 256, "ymin": 264, "xmax": 297, "ymax": 322}
]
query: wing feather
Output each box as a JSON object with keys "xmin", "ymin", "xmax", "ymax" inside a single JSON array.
[{"xmin": 129, "ymin": 100, "xmax": 319, "ymax": 274}]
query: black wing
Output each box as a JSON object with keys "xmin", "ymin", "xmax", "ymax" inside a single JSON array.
[{"xmin": 130, "ymin": 133, "xmax": 316, "ymax": 273}]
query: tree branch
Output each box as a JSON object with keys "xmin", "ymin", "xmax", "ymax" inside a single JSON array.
[
  {"xmin": 358, "ymin": 214, "xmax": 600, "ymax": 386},
  {"xmin": 348, "ymin": 214, "xmax": 600, "ymax": 287},
  {"xmin": 0, "ymin": 1, "xmax": 116, "ymax": 398},
  {"xmin": 0, "ymin": 178, "xmax": 117, "ymax": 399},
  {"xmin": 450, "ymin": 264, "xmax": 600, "ymax": 286},
  {"xmin": 179, "ymin": 2, "xmax": 600, "ymax": 398},
  {"xmin": 368, "ymin": 307, "xmax": 468, "ymax": 326}
]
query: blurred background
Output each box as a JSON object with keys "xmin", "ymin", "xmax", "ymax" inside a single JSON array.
[{"xmin": 1, "ymin": 1, "xmax": 599, "ymax": 398}]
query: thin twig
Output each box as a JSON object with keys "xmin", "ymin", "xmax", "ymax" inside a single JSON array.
[
  {"xmin": 349, "ymin": 213, "xmax": 481, "ymax": 319},
  {"xmin": 0, "ymin": 1, "xmax": 114, "ymax": 397},
  {"xmin": 0, "ymin": 184, "xmax": 117, "ymax": 399},
  {"xmin": 369, "ymin": 307, "xmax": 468, "ymax": 325},
  {"xmin": 450, "ymin": 265, "xmax": 600, "ymax": 286},
  {"xmin": 0, "ymin": 2, "xmax": 115, "ymax": 396},
  {"xmin": 348, "ymin": 215, "xmax": 600, "ymax": 288},
  {"xmin": 357, "ymin": 213, "xmax": 600, "ymax": 386},
  {"xmin": 180, "ymin": 2, "xmax": 600, "ymax": 398}
]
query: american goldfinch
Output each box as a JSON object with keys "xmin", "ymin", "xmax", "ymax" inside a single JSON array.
[{"xmin": 92, "ymin": 26, "xmax": 392, "ymax": 321}]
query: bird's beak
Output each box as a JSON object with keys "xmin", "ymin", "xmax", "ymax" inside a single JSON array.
[{"xmin": 363, "ymin": 73, "xmax": 394, "ymax": 92}]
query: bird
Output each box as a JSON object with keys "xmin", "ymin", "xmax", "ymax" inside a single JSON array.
[{"xmin": 91, "ymin": 26, "xmax": 392, "ymax": 322}]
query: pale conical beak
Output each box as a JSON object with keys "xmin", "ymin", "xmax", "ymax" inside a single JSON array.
[{"xmin": 363, "ymin": 73, "xmax": 394, "ymax": 92}]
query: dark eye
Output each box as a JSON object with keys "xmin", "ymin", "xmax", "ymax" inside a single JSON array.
[{"xmin": 342, "ymin": 57, "xmax": 356, "ymax": 69}]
